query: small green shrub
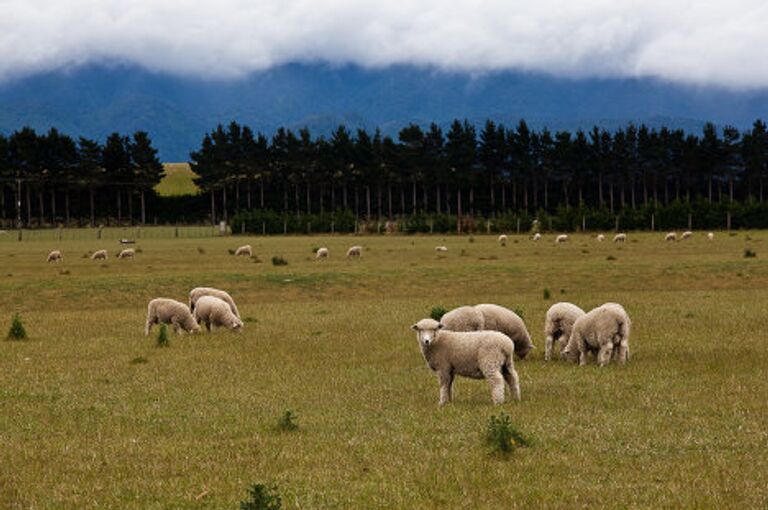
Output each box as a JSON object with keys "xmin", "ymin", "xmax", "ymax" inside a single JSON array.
[
  {"xmin": 6, "ymin": 313, "xmax": 27, "ymax": 340},
  {"xmin": 430, "ymin": 305, "xmax": 448, "ymax": 321},
  {"xmin": 156, "ymin": 324, "xmax": 169, "ymax": 347},
  {"xmin": 484, "ymin": 411, "xmax": 529, "ymax": 455},
  {"xmin": 744, "ymin": 249, "xmax": 757, "ymax": 258},
  {"xmin": 240, "ymin": 484, "xmax": 282, "ymax": 510},
  {"xmin": 271, "ymin": 256, "xmax": 288, "ymax": 266},
  {"xmin": 543, "ymin": 288, "xmax": 551, "ymax": 300},
  {"xmin": 277, "ymin": 410, "xmax": 299, "ymax": 431}
]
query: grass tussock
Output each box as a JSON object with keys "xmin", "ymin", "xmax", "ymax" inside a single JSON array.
[
  {"xmin": 484, "ymin": 411, "xmax": 529, "ymax": 456},
  {"xmin": 155, "ymin": 324, "xmax": 169, "ymax": 347},
  {"xmin": 6, "ymin": 313, "xmax": 27, "ymax": 340},
  {"xmin": 240, "ymin": 484, "xmax": 282, "ymax": 510}
]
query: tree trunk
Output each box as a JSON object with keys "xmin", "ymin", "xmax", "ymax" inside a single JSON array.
[
  {"xmin": 320, "ymin": 184, "xmax": 324, "ymax": 214},
  {"xmin": 446, "ymin": 188, "xmax": 452, "ymax": 215},
  {"xmin": 355, "ymin": 186, "xmax": 360, "ymax": 217},
  {"xmin": 760, "ymin": 176, "xmax": 764, "ymax": 203},
  {"xmin": 331, "ymin": 186, "xmax": 336, "ymax": 211},
  {"xmin": 620, "ymin": 183, "xmax": 625, "ymax": 209},
  {"xmin": 533, "ymin": 179, "xmax": 538, "ymax": 209},
  {"xmin": 140, "ymin": 190, "xmax": 146, "ymax": 225},
  {"xmin": 490, "ymin": 176, "xmax": 496, "ymax": 211},
  {"xmin": 400, "ymin": 186, "xmax": 405, "ymax": 215},
  {"xmin": 543, "ymin": 179, "xmax": 548, "ymax": 210},
  {"xmin": 630, "ymin": 178, "xmax": 636, "ymax": 208},
  {"xmin": 729, "ymin": 176, "xmax": 734, "ymax": 202},
  {"xmin": 210, "ymin": 189, "xmax": 216, "ymax": 225},
  {"xmin": 117, "ymin": 190, "xmax": 122, "ymax": 223},
  {"xmin": 502, "ymin": 182, "xmax": 507, "ymax": 211},
  {"xmin": 708, "ymin": 175, "xmax": 713, "ymax": 204},
  {"xmin": 38, "ymin": 190, "xmax": 45, "ymax": 226},
  {"xmin": 90, "ymin": 186, "xmax": 96, "ymax": 227},
  {"xmin": 128, "ymin": 190, "xmax": 134, "ymax": 225},
  {"xmin": 562, "ymin": 181, "xmax": 569, "ymax": 210},
  {"xmin": 283, "ymin": 184, "xmax": 288, "ymax": 212},
  {"xmin": 235, "ymin": 181, "xmax": 240, "ymax": 211},
  {"xmin": 260, "ymin": 179, "xmax": 265, "ymax": 209},
  {"xmin": 294, "ymin": 184, "xmax": 300, "ymax": 217},
  {"xmin": 343, "ymin": 184, "xmax": 348, "ymax": 210},
  {"xmin": 457, "ymin": 187, "xmax": 462, "ymax": 222},
  {"xmin": 65, "ymin": 189, "xmax": 70, "ymax": 226},
  {"xmin": 523, "ymin": 180, "xmax": 528, "ymax": 210},
  {"xmin": 306, "ymin": 182, "xmax": 311, "ymax": 215},
  {"xmin": 599, "ymin": 173, "xmax": 604, "ymax": 207},
  {"xmin": 366, "ymin": 185, "xmax": 371, "ymax": 219},
  {"xmin": 247, "ymin": 179, "xmax": 252, "ymax": 210},
  {"xmin": 377, "ymin": 184, "xmax": 382, "ymax": 219},
  {"xmin": 223, "ymin": 186, "xmax": 228, "ymax": 224},
  {"xmin": 25, "ymin": 183, "xmax": 32, "ymax": 226},
  {"xmin": 609, "ymin": 184, "xmax": 614, "ymax": 213},
  {"xmin": 50, "ymin": 188, "xmax": 56, "ymax": 224},
  {"xmin": 436, "ymin": 184, "xmax": 441, "ymax": 214},
  {"xmin": 469, "ymin": 186, "xmax": 475, "ymax": 216}
]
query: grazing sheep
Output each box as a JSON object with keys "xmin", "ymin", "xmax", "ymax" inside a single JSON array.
[
  {"xmin": 665, "ymin": 232, "xmax": 677, "ymax": 242},
  {"xmin": 145, "ymin": 298, "xmax": 201, "ymax": 335},
  {"xmin": 707, "ymin": 232, "xmax": 714, "ymax": 240},
  {"xmin": 562, "ymin": 302, "xmax": 631, "ymax": 367},
  {"xmin": 555, "ymin": 234, "xmax": 569, "ymax": 244},
  {"xmin": 435, "ymin": 246, "xmax": 448, "ymax": 252},
  {"xmin": 47, "ymin": 250, "xmax": 63, "ymax": 262},
  {"xmin": 234, "ymin": 244, "xmax": 252, "ymax": 256},
  {"xmin": 613, "ymin": 233, "xmax": 627, "ymax": 243},
  {"xmin": 91, "ymin": 249, "xmax": 108, "ymax": 260},
  {"xmin": 544, "ymin": 302, "xmax": 586, "ymax": 361},
  {"xmin": 411, "ymin": 318, "xmax": 520, "ymax": 405},
  {"xmin": 498, "ymin": 234, "xmax": 508, "ymax": 247},
  {"xmin": 441, "ymin": 304, "xmax": 534, "ymax": 360},
  {"xmin": 681, "ymin": 231, "xmax": 693, "ymax": 240},
  {"xmin": 189, "ymin": 287, "xmax": 240, "ymax": 318},
  {"xmin": 117, "ymin": 248, "xmax": 135, "ymax": 259},
  {"xmin": 440, "ymin": 305, "xmax": 484, "ymax": 332},
  {"xmin": 596, "ymin": 234, "xmax": 605, "ymax": 242},
  {"xmin": 193, "ymin": 295, "xmax": 244, "ymax": 332},
  {"xmin": 315, "ymin": 247, "xmax": 329, "ymax": 259},
  {"xmin": 532, "ymin": 233, "xmax": 541, "ymax": 241},
  {"xmin": 346, "ymin": 245, "xmax": 362, "ymax": 257}
]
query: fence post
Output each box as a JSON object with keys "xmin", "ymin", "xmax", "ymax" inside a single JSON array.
[
  {"xmin": 17, "ymin": 228, "xmax": 22, "ymax": 242},
  {"xmin": 727, "ymin": 212, "xmax": 732, "ymax": 231},
  {"xmin": 429, "ymin": 219, "xmax": 434, "ymax": 234},
  {"xmin": 331, "ymin": 221, "xmax": 335, "ymax": 234},
  {"xmin": 651, "ymin": 213, "xmax": 655, "ymax": 232},
  {"xmin": 486, "ymin": 220, "xmax": 491, "ymax": 234},
  {"xmin": 516, "ymin": 217, "xmax": 520, "ymax": 234},
  {"xmin": 688, "ymin": 214, "xmax": 692, "ymax": 230},
  {"xmin": 175, "ymin": 226, "xmax": 179, "ymax": 238}
]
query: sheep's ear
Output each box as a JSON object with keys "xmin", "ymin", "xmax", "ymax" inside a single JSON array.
[{"xmin": 410, "ymin": 324, "xmax": 418, "ymax": 331}]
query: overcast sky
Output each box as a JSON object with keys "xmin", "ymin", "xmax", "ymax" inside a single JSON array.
[{"xmin": 1, "ymin": 0, "xmax": 767, "ymax": 88}]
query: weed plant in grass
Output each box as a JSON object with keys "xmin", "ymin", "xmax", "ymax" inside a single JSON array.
[
  {"xmin": 240, "ymin": 484, "xmax": 282, "ymax": 510},
  {"xmin": 276, "ymin": 410, "xmax": 299, "ymax": 432},
  {"xmin": 430, "ymin": 305, "xmax": 448, "ymax": 321},
  {"xmin": 156, "ymin": 324, "xmax": 169, "ymax": 347},
  {"xmin": 484, "ymin": 411, "xmax": 529, "ymax": 455},
  {"xmin": 6, "ymin": 313, "xmax": 27, "ymax": 340}
]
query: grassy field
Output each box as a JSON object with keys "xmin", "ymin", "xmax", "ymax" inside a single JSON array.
[
  {"xmin": 1, "ymin": 232, "xmax": 767, "ymax": 509},
  {"xmin": 156, "ymin": 163, "xmax": 200, "ymax": 196}
]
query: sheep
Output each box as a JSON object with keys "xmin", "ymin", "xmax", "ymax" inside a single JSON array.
[
  {"xmin": 555, "ymin": 234, "xmax": 569, "ymax": 244},
  {"xmin": 613, "ymin": 233, "xmax": 627, "ymax": 243},
  {"xmin": 47, "ymin": 250, "xmax": 63, "ymax": 262},
  {"xmin": 596, "ymin": 234, "xmax": 605, "ymax": 242},
  {"xmin": 435, "ymin": 246, "xmax": 448, "ymax": 252},
  {"xmin": 498, "ymin": 234, "xmax": 508, "ymax": 247},
  {"xmin": 315, "ymin": 247, "xmax": 329, "ymax": 259},
  {"xmin": 193, "ymin": 295, "xmax": 244, "ymax": 332},
  {"xmin": 562, "ymin": 302, "xmax": 631, "ymax": 367},
  {"xmin": 707, "ymin": 232, "xmax": 714, "ymax": 241},
  {"xmin": 234, "ymin": 244, "xmax": 252, "ymax": 257},
  {"xmin": 117, "ymin": 248, "xmax": 135, "ymax": 259},
  {"xmin": 145, "ymin": 298, "xmax": 201, "ymax": 335},
  {"xmin": 665, "ymin": 232, "xmax": 677, "ymax": 242},
  {"xmin": 189, "ymin": 287, "xmax": 240, "ymax": 319},
  {"xmin": 543, "ymin": 302, "xmax": 586, "ymax": 361},
  {"xmin": 681, "ymin": 231, "xmax": 693, "ymax": 240},
  {"xmin": 346, "ymin": 245, "xmax": 362, "ymax": 257},
  {"xmin": 532, "ymin": 233, "xmax": 541, "ymax": 241},
  {"xmin": 91, "ymin": 249, "xmax": 108, "ymax": 260},
  {"xmin": 440, "ymin": 304, "xmax": 534, "ymax": 360},
  {"xmin": 411, "ymin": 318, "xmax": 520, "ymax": 405}
]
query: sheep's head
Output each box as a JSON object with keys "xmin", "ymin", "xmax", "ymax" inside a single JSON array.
[
  {"xmin": 411, "ymin": 318, "xmax": 442, "ymax": 347},
  {"xmin": 230, "ymin": 317, "xmax": 244, "ymax": 332},
  {"xmin": 189, "ymin": 323, "xmax": 202, "ymax": 334},
  {"xmin": 560, "ymin": 337, "xmax": 580, "ymax": 363}
]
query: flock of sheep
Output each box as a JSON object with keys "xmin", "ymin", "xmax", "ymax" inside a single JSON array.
[
  {"xmin": 146, "ymin": 287, "xmax": 243, "ymax": 335},
  {"xmin": 45, "ymin": 247, "xmax": 136, "ymax": 262},
  {"xmin": 412, "ymin": 301, "xmax": 631, "ymax": 405}
]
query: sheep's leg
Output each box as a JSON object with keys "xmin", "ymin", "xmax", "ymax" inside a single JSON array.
[
  {"xmin": 503, "ymin": 364, "xmax": 521, "ymax": 401},
  {"xmin": 544, "ymin": 334, "xmax": 554, "ymax": 361},
  {"xmin": 485, "ymin": 370, "xmax": 506, "ymax": 405},
  {"xmin": 579, "ymin": 348, "xmax": 589, "ymax": 366},
  {"xmin": 205, "ymin": 320, "xmax": 211, "ymax": 332},
  {"xmin": 597, "ymin": 343, "xmax": 614, "ymax": 367},
  {"xmin": 171, "ymin": 318, "xmax": 182, "ymax": 334},
  {"xmin": 557, "ymin": 337, "xmax": 569, "ymax": 360},
  {"xmin": 145, "ymin": 317, "xmax": 153, "ymax": 336},
  {"xmin": 616, "ymin": 340, "xmax": 629, "ymax": 365},
  {"xmin": 438, "ymin": 371, "xmax": 454, "ymax": 406}
]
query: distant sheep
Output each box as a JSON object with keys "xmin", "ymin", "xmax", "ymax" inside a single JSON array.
[
  {"xmin": 47, "ymin": 250, "xmax": 63, "ymax": 263},
  {"xmin": 562, "ymin": 302, "xmax": 631, "ymax": 366},
  {"xmin": 315, "ymin": 247, "xmax": 329, "ymax": 259},
  {"xmin": 117, "ymin": 248, "xmax": 135, "ymax": 259},
  {"xmin": 346, "ymin": 245, "xmax": 362, "ymax": 257},
  {"xmin": 532, "ymin": 233, "xmax": 541, "ymax": 241},
  {"xmin": 435, "ymin": 246, "xmax": 448, "ymax": 252},
  {"xmin": 544, "ymin": 302, "xmax": 585, "ymax": 361},
  {"xmin": 681, "ymin": 231, "xmax": 693, "ymax": 240},
  {"xmin": 145, "ymin": 298, "xmax": 201, "ymax": 335},
  {"xmin": 91, "ymin": 249, "xmax": 108, "ymax": 260},
  {"xmin": 596, "ymin": 234, "xmax": 605, "ymax": 242},
  {"xmin": 189, "ymin": 287, "xmax": 240, "ymax": 318},
  {"xmin": 613, "ymin": 233, "xmax": 627, "ymax": 243},
  {"xmin": 193, "ymin": 295, "xmax": 244, "ymax": 332},
  {"xmin": 411, "ymin": 318, "xmax": 520, "ymax": 405},
  {"xmin": 498, "ymin": 234, "xmax": 508, "ymax": 246},
  {"xmin": 665, "ymin": 232, "xmax": 677, "ymax": 242},
  {"xmin": 555, "ymin": 234, "xmax": 569, "ymax": 244},
  {"xmin": 707, "ymin": 232, "xmax": 714, "ymax": 240},
  {"xmin": 440, "ymin": 304, "xmax": 534, "ymax": 360},
  {"xmin": 234, "ymin": 244, "xmax": 252, "ymax": 256}
]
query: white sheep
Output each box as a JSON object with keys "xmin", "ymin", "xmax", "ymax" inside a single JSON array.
[
  {"xmin": 596, "ymin": 234, "xmax": 605, "ymax": 242},
  {"xmin": 117, "ymin": 248, "xmax": 135, "ymax": 259},
  {"xmin": 193, "ymin": 295, "xmax": 244, "ymax": 332},
  {"xmin": 562, "ymin": 302, "xmax": 631, "ymax": 367},
  {"xmin": 435, "ymin": 246, "xmax": 448, "ymax": 252},
  {"xmin": 498, "ymin": 234, "xmax": 508, "ymax": 246},
  {"xmin": 440, "ymin": 304, "xmax": 535, "ymax": 360},
  {"xmin": 555, "ymin": 234, "xmax": 569, "ymax": 244},
  {"xmin": 315, "ymin": 247, "xmax": 329, "ymax": 259},
  {"xmin": 234, "ymin": 244, "xmax": 252, "ymax": 256},
  {"xmin": 613, "ymin": 233, "xmax": 627, "ymax": 243},
  {"xmin": 47, "ymin": 250, "xmax": 63, "ymax": 262},
  {"xmin": 681, "ymin": 231, "xmax": 693, "ymax": 240},
  {"xmin": 189, "ymin": 287, "xmax": 240, "ymax": 319},
  {"xmin": 532, "ymin": 233, "xmax": 541, "ymax": 241},
  {"xmin": 91, "ymin": 249, "xmax": 108, "ymax": 260},
  {"xmin": 707, "ymin": 232, "xmax": 714, "ymax": 240},
  {"xmin": 145, "ymin": 298, "xmax": 201, "ymax": 335},
  {"xmin": 411, "ymin": 318, "xmax": 520, "ymax": 405},
  {"xmin": 346, "ymin": 245, "xmax": 362, "ymax": 257},
  {"xmin": 544, "ymin": 302, "xmax": 586, "ymax": 361},
  {"xmin": 440, "ymin": 305, "xmax": 484, "ymax": 332},
  {"xmin": 665, "ymin": 232, "xmax": 677, "ymax": 242}
]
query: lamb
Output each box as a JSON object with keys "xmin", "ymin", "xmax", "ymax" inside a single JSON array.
[
  {"xmin": 346, "ymin": 245, "xmax": 362, "ymax": 257},
  {"xmin": 117, "ymin": 248, "xmax": 135, "ymax": 259},
  {"xmin": 193, "ymin": 295, "xmax": 244, "ymax": 332},
  {"xmin": 681, "ymin": 231, "xmax": 693, "ymax": 240},
  {"xmin": 91, "ymin": 249, "xmax": 108, "ymax": 260},
  {"xmin": 440, "ymin": 304, "xmax": 535, "ymax": 360},
  {"xmin": 315, "ymin": 247, "xmax": 329, "ymax": 259},
  {"xmin": 555, "ymin": 234, "xmax": 569, "ymax": 244},
  {"xmin": 411, "ymin": 318, "xmax": 520, "ymax": 405},
  {"xmin": 234, "ymin": 244, "xmax": 252, "ymax": 256},
  {"xmin": 665, "ymin": 232, "xmax": 677, "ymax": 242},
  {"xmin": 596, "ymin": 234, "xmax": 605, "ymax": 242},
  {"xmin": 707, "ymin": 232, "xmax": 714, "ymax": 240},
  {"xmin": 440, "ymin": 305, "xmax": 484, "ymax": 332},
  {"xmin": 562, "ymin": 302, "xmax": 631, "ymax": 367},
  {"xmin": 145, "ymin": 298, "xmax": 201, "ymax": 335},
  {"xmin": 532, "ymin": 233, "xmax": 541, "ymax": 241},
  {"xmin": 47, "ymin": 250, "xmax": 63, "ymax": 262},
  {"xmin": 613, "ymin": 233, "xmax": 627, "ymax": 243},
  {"xmin": 189, "ymin": 287, "xmax": 240, "ymax": 318},
  {"xmin": 543, "ymin": 302, "xmax": 586, "ymax": 361},
  {"xmin": 435, "ymin": 246, "xmax": 448, "ymax": 252},
  {"xmin": 498, "ymin": 234, "xmax": 508, "ymax": 246}
]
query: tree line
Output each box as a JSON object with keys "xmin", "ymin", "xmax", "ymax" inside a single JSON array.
[{"xmin": 0, "ymin": 128, "xmax": 164, "ymax": 227}]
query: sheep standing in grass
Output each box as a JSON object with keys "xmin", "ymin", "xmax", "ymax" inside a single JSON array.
[
  {"xmin": 562, "ymin": 303, "xmax": 631, "ymax": 367},
  {"xmin": 411, "ymin": 318, "xmax": 520, "ymax": 405},
  {"xmin": 681, "ymin": 231, "xmax": 693, "ymax": 240},
  {"xmin": 532, "ymin": 233, "xmax": 541, "ymax": 241},
  {"xmin": 613, "ymin": 233, "xmax": 626, "ymax": 243},
  {"xmin": 555, "ymin": 234, "xmax": 568, "ymax": 244},
  {"xmin": 596, "ymin": 234, "xmax": 605, "ymax": 242},
  {"xmin": 234, "ymin": 244, "xmax": 252, "ymax": 257},
  {"xmin": 193, "ymin": 296, "xmax": 244, "ymax": 332},
  {"xmin": 189, "ymin": 287, "xmax": 240, "ymax": 318},
  {"xmin": 544, "ymin": 302, "xmax": 585, "ymax": 361},
  {"xmin": 47, "ymin": 250, "xmax": 63, "ymax": 262},
  {"xmin": 316, "ymin": 247, "xmax": 329, "ymax": 259},
  {"xmin": 498, "ymin": 234, "xmax": 508, "ymax": 247},
  {"xmin": 145, "ymin": 298, "xmax": 201, "ymax": 335},
  {"xmin": 665, "ymin": 232, "xmax": 677, "ymax": 242},
  {"xmin": 91, "ymin": 249, "xmax": 108, "ymax": 260},
  {"xmin": 435, "ymin": 246, "xmax": 448, "ymax": 252},
  {"xmin": 118, "ymin": 248, "xmax": 135, "ymax": 259},
  {"xmin": 708, "ymin": 232, "xmax": 714, "ymax": 240},
  {"xmin": 346, "ymin": 245, "xmax": 362, "ymax": 257},
  {"xmin": 441, "ymin": 304, "xmax": 534, "ymax": 360}
]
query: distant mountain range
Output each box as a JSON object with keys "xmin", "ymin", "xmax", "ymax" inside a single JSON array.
[{"xmin": 1, "ymin": 63, "xmax": 767, "ymax": 161}]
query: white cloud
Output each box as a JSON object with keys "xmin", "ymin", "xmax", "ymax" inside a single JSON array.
[{"xmin": 0, "ymin": 0, "xmax": 766, "ymax": 88}]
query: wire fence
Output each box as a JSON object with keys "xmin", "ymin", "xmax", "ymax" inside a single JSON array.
[{"xmin": 0, "ymin": 225, "xmax": 221, "ymax": 243}]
